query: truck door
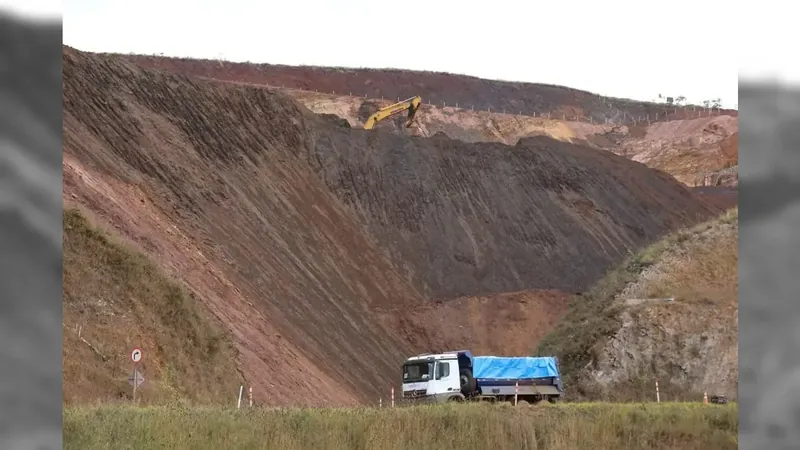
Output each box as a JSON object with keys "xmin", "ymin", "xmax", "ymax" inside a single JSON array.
[{"xmin": 433, "ymin": 360, "xmax": 460, "ymax": 400}]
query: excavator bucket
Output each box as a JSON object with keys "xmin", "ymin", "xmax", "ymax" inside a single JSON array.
[{"xmin": 405, "ymin": 102, "xmax": 420, "ymax": 128}]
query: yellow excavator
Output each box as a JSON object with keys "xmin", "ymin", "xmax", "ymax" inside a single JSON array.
[{"xmin": 363, "ymin": 96, "xmax": 422, "ymax": 130}]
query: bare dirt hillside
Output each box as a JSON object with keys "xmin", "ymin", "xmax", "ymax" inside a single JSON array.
[
  {"xmin": 537, "ymin": 208, "xmax": 738, "ymax": 402},
  {"xmin": 63, "ymin": 48, "xmax": 429, "ymax": 407},
  {"xmin": 593, "ymin": 117, "xmax": 739, "ymax": 186},
  {"xmin": 306, "ymin": 127, "xmax": 720, "ymax": 298},
  {"xmin": 112, "ymin": 53, "xmax": 738, "ymax": 123},
  {"xmin": 382, "ymin": 290, "xmax": 574, "ymax": 357},
  {"xmin": 108, "ymin": 54, "xmax": 739, "ymax": 191},
  {"xmin": 63, "ymin": 47, "xmax": 721, "ymax": 406}
]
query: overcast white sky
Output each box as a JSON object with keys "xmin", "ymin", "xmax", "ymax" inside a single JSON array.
[{"xmin": 6, "ymin": 0, "xmax": 800, "ymax": 108}]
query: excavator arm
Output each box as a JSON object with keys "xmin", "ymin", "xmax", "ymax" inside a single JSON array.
[{"xmin": 363, "ymin": 96, "xmax": 422, "ymax": 130}]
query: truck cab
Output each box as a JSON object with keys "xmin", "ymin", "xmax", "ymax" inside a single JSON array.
[{"xmin": 401, "ymin": 351, "xmax": 472, "ymax": 403}]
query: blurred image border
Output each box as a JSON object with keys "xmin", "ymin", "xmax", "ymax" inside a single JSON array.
[
  {"xmin": 0, "ymin": 6, "xmax": 63, "ymax": 450},
  {"xmin": 738, "ymin": 77, "xmax": 800, "ymax": 449}
]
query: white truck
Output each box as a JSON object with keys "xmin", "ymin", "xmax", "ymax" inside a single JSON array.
[{"xmin": 401, "ymin": 350, "xmax": 563, "ymax": 404}]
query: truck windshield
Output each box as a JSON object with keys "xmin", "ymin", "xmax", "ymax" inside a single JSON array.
[{"xmin": 403, "ymin": 361, "xmax": 433, "ymax": 382}]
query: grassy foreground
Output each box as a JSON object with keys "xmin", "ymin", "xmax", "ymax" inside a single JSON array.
[{"xmin": 64, "ymin": 402, "xmax": 737, "ymax": 450}]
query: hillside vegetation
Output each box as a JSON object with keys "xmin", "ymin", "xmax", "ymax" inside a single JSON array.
[
  {"xmin": 64, "ymin": 403, "xmax": 738, "ymax": 450},
  {"xmin": 537, "ymin": 208, "xmax": 738, "ymax": 401},
  {"xmin": 63, "ymin": 208, "xmax": 243, "ymax": 405}
]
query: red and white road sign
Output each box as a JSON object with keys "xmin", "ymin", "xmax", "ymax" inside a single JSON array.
[{"xmin": 130, "ymin": 347, "xmax": 143, "ymax": 363}]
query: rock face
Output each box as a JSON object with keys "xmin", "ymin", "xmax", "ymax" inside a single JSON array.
[
  {"xmin": 582, "ymin": 213, "xmax": 738, "ymax": 400},
  {"xmin": 589, "ymin": 302, "xmax": 738, "ymax": 398}
]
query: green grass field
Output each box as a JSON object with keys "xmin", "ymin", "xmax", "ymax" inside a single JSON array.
[{"xmin": 64, "ymin": 402, "xmax": 737, "ymax": 450}]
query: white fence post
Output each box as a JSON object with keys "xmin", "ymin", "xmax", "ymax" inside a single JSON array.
[
  {"xmin": 655, "ymin": 378, "xmax": 660, "ymax": 403},
  {"xmin": 237, "ymin": 385, "xmax": 243, "ymax": 409},
  {"xmin": 514, "ymin": 381, "xmax": 519, "ymax": 406},
  {"xmin": 391, "ymin": 387, "xmax": 395, "ymax": 407}
]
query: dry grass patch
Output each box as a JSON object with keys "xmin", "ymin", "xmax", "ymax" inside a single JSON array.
[
  {"xmin": 64, "ymin": 402, "xmax": 737, "ymax": 450},
  {"xmin": 619, "ymin": 207, "xmax": 737, "ymax": 304}
]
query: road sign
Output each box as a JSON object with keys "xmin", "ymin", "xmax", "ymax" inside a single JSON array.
[
  {"xmin": 130, "ymin": 347, "xmax": 142, "ymax": 363},
  {"xmin": 128, "ymin": 370, "xmax": 145, "ymax": 388}
]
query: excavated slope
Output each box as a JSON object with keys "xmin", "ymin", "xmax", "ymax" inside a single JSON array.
[
  {"xmin": 62, "ymin": 48, "xmax": 429, "ymax": 407},
  {"xmin": 285, "ymin": 90, "xmax": 738, "ymax": 212},
  {"xmin": 381, "ymin": 290, "xmax": 574, "ymax": 357},
  {"xmin": 305, "ymin": 125, "xmax": 721, "ymax": 297},
  {"xmin": 287, "ymin": 90, "xmax": 739, "ymax": 191},
  {"xmin": 64, "ymin": 47, "xmax": 720, "ymax": 405},
  {"xmin": 275, "ymin": 89, "xmax": 607, "ymax": 145}
]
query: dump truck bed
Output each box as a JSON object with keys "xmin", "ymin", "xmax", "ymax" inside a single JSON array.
[{"xmin": 473, "ymin": 356, "xmax": 559, "ymax": 381}]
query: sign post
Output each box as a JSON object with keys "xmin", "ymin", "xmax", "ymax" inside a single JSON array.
[{"xmin": 130, "ymin": 347, "xmax": 143, "ymax": 403}]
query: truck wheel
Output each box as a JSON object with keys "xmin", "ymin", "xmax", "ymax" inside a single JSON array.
[
  {"xmin": 547, "ymin": 396, "xmax": 559, "ymax": 404},
  {"xmin": 459, "ymin": 369, "xmax": 477, "ymax": 394}
]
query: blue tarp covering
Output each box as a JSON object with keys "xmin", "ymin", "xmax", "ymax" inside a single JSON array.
[{"xmin": 473, "ymin": 356, "xmax": 559, "ymax": 380}]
